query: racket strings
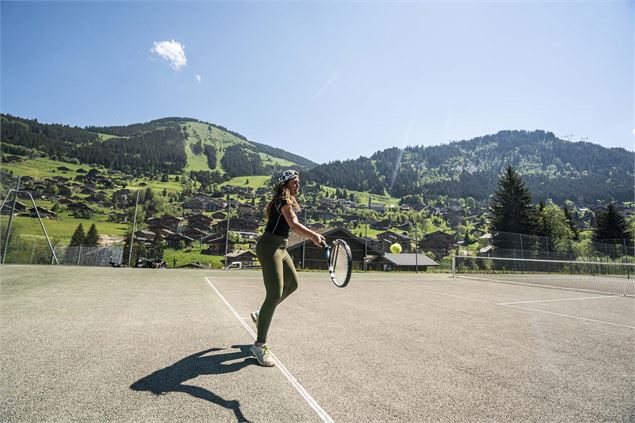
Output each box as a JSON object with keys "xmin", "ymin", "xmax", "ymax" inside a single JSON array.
[{"xmin": 332, "ymin": 244, "xmax": 349, "ymax": 277}]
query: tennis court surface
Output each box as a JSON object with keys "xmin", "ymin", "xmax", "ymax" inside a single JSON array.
[{"xmin": 1, "ymin": 265, "xmax": 633, "ymax": 422}]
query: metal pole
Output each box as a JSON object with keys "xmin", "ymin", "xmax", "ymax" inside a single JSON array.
[
  {"xmin": 302, "ymin": 208, "xmax": 306, "ymax": 269},
  {"xmin": 224, "ymin": 195, "xmax": 230, "ymax": 269},
  {"xmin": 365, "ymin": 195, "xmax": 370, "ymax": 272},
  {"xmin": 25, "ymin": 192, "xmax": 58, "ymax": 264},
  {"xmin": 1, "ymin": 177, "xmax": 21, "ymax": 264},
  {"xmin": 414, "ymin": 218, "xmax": 418, "ymax": 273},
  {"xmin": 128, "ymin": 190, "xmax": 140, "ymax": 267}
]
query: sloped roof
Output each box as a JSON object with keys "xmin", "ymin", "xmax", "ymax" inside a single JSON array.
[{"xmin": 379, "ymin": 253, "xmax": 438, "ymax": 267}]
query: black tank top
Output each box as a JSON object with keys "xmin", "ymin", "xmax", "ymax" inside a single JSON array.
[{"xmin": 264, "ymin": 198, "xmax": 291, "ymax": 237}]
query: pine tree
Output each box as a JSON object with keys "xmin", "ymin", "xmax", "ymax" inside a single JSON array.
[
  {"xmin": 489, "ymin": 165, "xmax": 538, "ymax": 251},
  {"xmin": 594, "ymin": 203, "xmax": 631, "ymax": 244},
  {"xmin": 149, "ymin": 233, "xmax": 165, "ymax": 261},
  {"xmin": 562, "ymin": 204, "xmax": 579, "ymax": 241},
  {"xmin": 69, "ymin": 223, "xmax": 85, "ymax": 247},
  {"xmin": 84, "ymin": 224, "xmax": 99, "ymax": 247}
]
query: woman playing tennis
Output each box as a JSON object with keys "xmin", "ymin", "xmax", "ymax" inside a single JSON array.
[{"xmin": 250, "ymin": 169, "xmax": 325, "ymax": 367}]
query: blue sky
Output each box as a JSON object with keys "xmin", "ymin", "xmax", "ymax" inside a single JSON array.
[{"xmin": 2, "ymin": 1, "xmax": 633, "ymax": 164}]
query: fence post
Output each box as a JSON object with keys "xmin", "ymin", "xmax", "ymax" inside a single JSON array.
[
  {"xmin": 30, "ymin": 239, "xmax": 36, "ymax": 264},
  {"xmin": 77, "ymin": 245, "xmax": 82, "ymax": 266}
]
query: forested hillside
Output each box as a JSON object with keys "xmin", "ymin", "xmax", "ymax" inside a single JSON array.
[
  {"xmin": 304, "ymin": 130, "xmax": 634, "ymax": 205},
  {"xmin": 1, "ymin": 114, "xmax": 315, "ymax": 178},
  {"xmin": 2, "ymin": 115, "xmax": 632, "ymax": 207}
]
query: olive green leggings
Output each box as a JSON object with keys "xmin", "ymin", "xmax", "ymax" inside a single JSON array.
[{"xmin": 255, "ymin": 232, "xmax": 299, "ymax": 344}]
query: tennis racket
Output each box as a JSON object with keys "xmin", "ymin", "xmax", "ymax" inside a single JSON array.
[{"xmin": 321, "ymin": 239, "xmax": 353, "ymax": 288}]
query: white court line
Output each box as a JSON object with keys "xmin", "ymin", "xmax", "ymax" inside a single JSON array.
[
  {"xmin": 204, "ymin": 277, "xmax": 335, "ymax": 423},
  {"xmin": 501, "ymin": 295, "xmax": 621, "ymax": 305},
  {"xmin": 454, "ymin": 275, "xmax": 620, "ymax": 296},
  {"xmin": 399, "ymin": 285, "xmax": 635, "ymax": 330},
  {"xmin": 505, "ymin": 305, "xmax": 635, "ymax": 330}
]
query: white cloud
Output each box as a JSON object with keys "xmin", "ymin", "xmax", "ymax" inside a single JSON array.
[
  {"xmin": 195, "ymin": 74, "xmax": 202, "ymax": 82},
  {"xmin": 151, "ymin": 40, "xmax": 187, "ymax": 70}
]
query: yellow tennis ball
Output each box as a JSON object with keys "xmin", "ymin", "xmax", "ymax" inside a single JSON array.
[{"xmin": 390, "ymin": 243, "xmax": 402, "ymax": 254}]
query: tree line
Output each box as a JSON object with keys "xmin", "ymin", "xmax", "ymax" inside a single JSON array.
[{"xmin": 489, "ymin": 165, "xmax": 633, "ymax": 259}]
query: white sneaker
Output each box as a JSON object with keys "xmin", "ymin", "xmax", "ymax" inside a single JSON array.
[
  {"xmin": 250, "ymin": 343, "xmax": 275, "ymax": 367},
  {"xmin": 251, "ymin": 311, "xmax": 259, "ymax": 325}
]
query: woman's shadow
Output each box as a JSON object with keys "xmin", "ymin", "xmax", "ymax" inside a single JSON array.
[{"xmin": 130, "ymin": 345, "xmax": 256, "ymax": 422}]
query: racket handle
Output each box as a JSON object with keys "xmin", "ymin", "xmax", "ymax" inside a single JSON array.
[{"xmin": 322, "ymin": 242, "xmax": 330, "ymax": 261}]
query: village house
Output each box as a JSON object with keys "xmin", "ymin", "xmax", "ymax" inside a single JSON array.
[
  {"xmin": 186, "ymin": 213, "xmax": 213, "ymax": 231},
  {"xmin": 212, "ymin": 217, "xmax": 259, "ymax": 233},
  {"xmin": 224, "ymin": 249, "xmax": 258, "ymax": 268},
  {"xmin": 187, "ymin": 197, "xmax": 226, "ymax": 212},
  {"xmin": 368, "ymin": 253, "xmax": 438, "ymax": 271},
  {"xmin": 112, "ymin": 189, "xmax": 131, "ymax": 206},
  {"xmin": 162, "ymin": 231, "xmax": 194, "ymax": 249},
  {"xmin": 370, "ymin": 219, "xmax": 391, "ymax": 231},
  {"xmin": 418, "ymin": 231, "xmax": 457, "ymax": 260},
  {"xmin": 0, "ymin": 200, "xmax": 28, "ymax": 215},
  {"xmin": 201, "ymin": 235, "xmax": 235, "ymax": 255},
  {"xmin": 369, "ymin": 202, "xmax": 386, "ymax": 213},
  {"xmin": 146, "ymin": 215, "xmax": 183, "ymax": 233},
  {"xmin": 235, "ymin": 203, "xmax": 259, "ymax": 218},
  {"xmin": 133, "ymin": 230, "xmax": 156, "ymax": 244},
  {"xmin": 377, "ymin": 231, "xmax": 413, "ymax": 253},
  {"xmin": 181, "ymin": 227, "xmax": 209, "ymax": 243},
  {"xmin": 26, "ymin": 206, "xmax": 56, "ymax": 219},
  {"xmin": 285, "ymin": 226, "xmax": 379, "ymax": 270},
  {"xmin": 67, "ymin": 202, "xmax": 97, "ymax": 213}
]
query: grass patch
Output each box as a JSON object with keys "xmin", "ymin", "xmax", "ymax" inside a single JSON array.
[
  {"xmin": 163, "ymin": 246, "xmax": 224, "ymax": 269},
  {"xmin": 223, "ymin": 175, "xmax": 270, "ymax": 189},
  {"xmin": 0, "ymin": 213, "xmax": 128, "ymax": 244},
  {"xmin": 1, "ymin": 156, "xmax": 93, "ymax": 179}
]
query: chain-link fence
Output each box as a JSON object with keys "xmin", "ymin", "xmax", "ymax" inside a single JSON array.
[
  {"xmin": 0, "ymin": 233, "xmax": 124, "ymax": 266},
  {"xmin": 483, "ymin": 231, "xmax": 634, "ymax": 262},
  {"xmin": 55, "ymin": 245, "xmax": 124, "ymax": 266}
]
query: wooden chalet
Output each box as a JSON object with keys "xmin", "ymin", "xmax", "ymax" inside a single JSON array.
[
  {"xmin": 133, "ymin": 230, "xmax": 156, "ymax": 244},
  {"xmin": 66, "ymin": 202, "xmax": 97, "ymax": 213},
  {"xmin": 187, "ymin": 213, "xmax": 213, "ymax": 230},
  {"xmin": 181, "ymin": 227, "xmax": 209, "ymax": 241},
  {"xmin": 1, "ymin": 201, "xmax": 28, "ymax": 215},
  {"xmin": 213, "ymin": 217, "xmax": 259, "ymax": 233},
  {"xmin": 418, "ymin": 231, "xmax": 457, "ymax": 260},
  {"xmin": 201, "ymin": 235, "xmax": 236, "ymax": 255},
  {"xmin": 285, "ymin": 226, "xmax": 380, "ymax": 270},
  {"xmin": 26, "ymin": 207, "xmax": 56, "ymax": 219},
  {"xmin": 224, "ymin": 249, "xmax": 258, "ymax": 267},
  {"xmin": 146, "ymin": 215, "xmax": 183, "ymax": 232},
  {"xmin": 163, "ymin": 231, "xmax": 194, "ymax": 249},
  {"xmin": 377, "ymin": 231, "xmax": 413, "ymax": 253},
  {"xmin": 370, "ymin": 219, "xmax": 391, "ymax": 231}
]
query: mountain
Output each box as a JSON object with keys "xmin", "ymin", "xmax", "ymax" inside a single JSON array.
[
  {"xmin": 304, "ymin": 130, "xmax": 634, "ymax": 205},
  {"xmin": 2, "ymin": 114, "xmax": 632, "ymax": 206},
  {"xmin": 0, "ymin": 114, "xmax": 317, "ymax": 178}
]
